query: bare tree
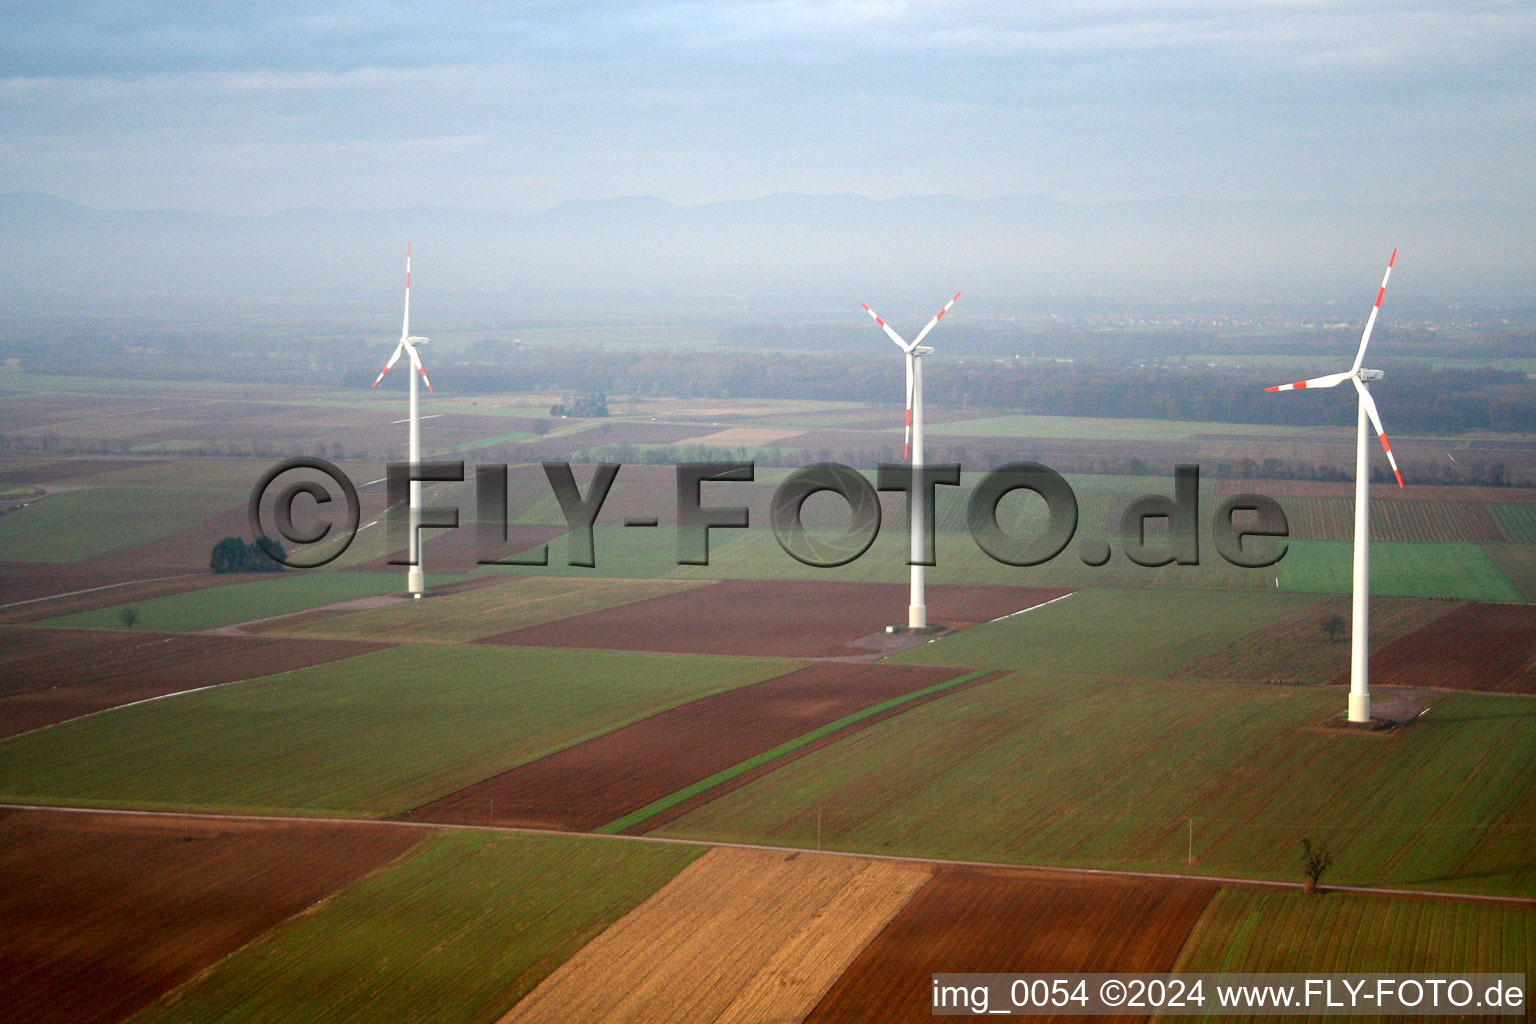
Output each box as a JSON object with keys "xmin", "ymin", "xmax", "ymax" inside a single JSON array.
[
  {"xmin": 1320, "ymin": 612, "xmax": 1347, "ymax": 643},
  {"xmin": 1300, "ymin": 838, "xmax": 1334, "ymax": 894},
  {"xmin": 117, "ymin": 606, "xmax": 141, "ymax": 630}
]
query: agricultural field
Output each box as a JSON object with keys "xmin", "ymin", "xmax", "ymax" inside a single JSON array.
[
  {"xmin": 925, "ymin": 413, "xmax": 1314, "ymax": 441},
  {"xmin": 503, "ymin": 847, "xmax": 933, "ymax": 1024},
  {"xmin": 259, "ymin": 575, "xmax": 709, "ymax": 643},
  {"xmin": 1175, "ymin": 595, "xmax": 1456, "ymax": 685},
  {"xmin": 808, "ymin": 867, "xmax": 1216, "ymax": 1023},
  {"xmin": 1367, "ymin": 602, "xmax": 1536, "ymax": 694},
  {"xmin": 406, "ymin": 662, "xmax": 970, "ymax": 830},
  {"xmin": 655, "ymin": 672, "xmax": 1536, "ymax": 896},
  {"xmin": 890, "ymin": 588, "xmax": 1321, "ymax": 676},
  {"xmin": 3, "ymin": 370, "xmax": 1536, "ymax": 1020},
  {"xmin": 131, "ymin": 830, "xmax": 701, "ymax": 1024},
  {"xmin": 1275, "ymin": 539, "xmax": 1523, "ymax": 601},
  {"xmin": 37, "ymin": 569, "xmax": 450, "ymax": 633},
  {"xmin": 0, "ymin": 485, "xmax": 245, "ymax": 562},
  {"xmin": 0, "ymin": 645, "xmax": 794, "ymax": 816},
  {"xmin": 0, "ymin": 627, "xmax": 385, "ymax": 738},
  {"xmin": 1169, "ymin": 885, "xmax": 1536, "ymax": 982},
  {"xmin": 483, "ymin": 580, "xmax": 1066, "ymax": 658},
  {"xmin": 0, "ymin": 808, "xmax": 422, "ymax": 1024}
]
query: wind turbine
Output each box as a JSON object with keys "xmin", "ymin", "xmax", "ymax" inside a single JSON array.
[
  {"xmin": 1265, "ymin": 250, "xmax": 1402, "ymax": 723},
  {"xmin": 862, "ymin": 291, "xmax": 961, "ymax": 630},
  {"xmin": 371, "ymin": 246, "xmax": 434, "ymax": 599}
]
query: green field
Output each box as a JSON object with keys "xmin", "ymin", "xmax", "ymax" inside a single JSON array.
[
  {"xmin": 1492, "ymin": 503, "xmax": 1536, "ymax": 544},
  {"xmin": 0, "ymin": 486, "xmax": 243, "ymax": 562},
  {"xmin": 889, "ymin": 588, "xmax": 1321, "ymax": 675},
  {"xmin": 130, "ymin": 831, "xmax": 700, "ymax": 1024},
  {"xmin": 1276, "ymin": 540, "xmax": 1523, "ymax": 601},
  {"xmin": 40, "ymin": 570, "xmax": 442, "ymax": 632},
  {"xmin": 0, "ymin": 645, "xmax": 794, "ymax": 816},
  {"xmin": 1166, "ymin": 887, "xmax": 1535, "ymax": 1019},
  {"xmin": 655, "ymin": 673, "xmax": 1536, "ymax": 896}
]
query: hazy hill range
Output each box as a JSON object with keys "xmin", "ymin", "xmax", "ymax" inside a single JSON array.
[{"xmin": 1, "ymin": 192, "xmax": 1532, "ymax": 320}]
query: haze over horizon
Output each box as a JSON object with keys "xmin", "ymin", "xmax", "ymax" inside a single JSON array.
[{"xmin": 2, "ymin": 2, "xmax": 1533, "ymax": 318}]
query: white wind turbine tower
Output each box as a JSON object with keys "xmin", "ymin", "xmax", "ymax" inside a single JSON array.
[
  {"xmin": 863, "ymin": 291, "xmax": 961, "ymax": 630},
  {"xmin": 371, "ymin": 246, "xmax": 434, "ymax": 599},
  {"xmin": 1265, "ymin": 250, "xmax": 1402, "ymax": 723}
]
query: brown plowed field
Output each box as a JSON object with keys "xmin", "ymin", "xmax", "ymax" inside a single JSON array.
[
  {"xmin": 0, "ymin": 627, "xmax": 387, "ymax": 737},
  {"xmin": 482, "ymin": 580, "xmax": 1073, "ymax": 658},
  {"xmin": 499, "ymin": 847, "xmax": 932, "ymax": 1024},
  {"xmin": 805, "ymin": 867, "xmax": 1216, "ymax": 1023},
  {"xmin": 1363, "ymin": 602, "xmax": 1536, "ymax": 694},
  {"xmin": 406, "ymin": 661, "xmax": 961, "ymax": 830},
  {"xmin": 0, "ymin": 807, "xmax": 424, "ymax": 1024}
]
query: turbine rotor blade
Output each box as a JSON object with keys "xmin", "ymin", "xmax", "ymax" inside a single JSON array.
[
  {"xmin": 1264, "ymin": 370, "xmax": 1354, "ymax": 392},
  {"xmin": 406, "ymin": 341, "xmax": 433, "ymax": 393},
  {"xmin": 401, "ymin": 246, "xmax": 412, "ymax": 341},
  {"xmin": 1353, "ymin": 377, "xmax": 1404, "ymax": 487},
  {"xmin": 910, "ymin": 291, "xmax": 962, "ymax": 348},
  {"xmin": 862, "ymin": 302, "xmax": 913, "ymax": 351},
  {"xmin": 1351, "ymin": 248, "xmax": 1395, "ymax": 372},
  {"xmin": 371, "ymin": 340, "xmax": 406, "ymax": 387}
]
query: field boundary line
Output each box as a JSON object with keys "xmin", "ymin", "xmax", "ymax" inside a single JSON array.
[
  {"xmin": 4, "ymin": 802, "xmax": 1532, "ymax": 907},
  {"xmin": 987, "ymin": 590, "xmax": 1076, "ymax": 622}
]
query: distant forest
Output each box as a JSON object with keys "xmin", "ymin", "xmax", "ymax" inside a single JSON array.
[{"xmin": 8, "ymin": 321, "xmax": 1536, "ymax": 436}]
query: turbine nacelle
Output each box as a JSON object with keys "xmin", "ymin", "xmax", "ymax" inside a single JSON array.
[
  {"xmin": 1358, "ymin": 368, "xmax": 1384, "ymax": 381},
  {"xmin": 914, "ymin": 345, "xmax": 934, "ymax": 356}
]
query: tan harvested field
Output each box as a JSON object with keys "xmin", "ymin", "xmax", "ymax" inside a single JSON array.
[
  {"xmin": 483, "ymin": 580, "xmax": 1072, "ymax": 658},
  {"xmin": 0, "ymin": 626, "xmax": 387, "ymax": 737},
  {"xmin": 500, "ymin": 847, "xmax": 932, "ymax": 1024},
  {"xmin": 1177, "ymin": 595, "xmax": 1456, "ymax": 685},
  {"xmin": 260, "ymin": 575, "xmax": 711, "ymax": 643},
  {"xmin": 1367, "ymin": 601, "xmax": 1536, "ymax": 693},
  {"xmin": 0, "ymin": 807, "xmax": 423, "ymax": 1024},
  {"xmin": 805, "ymin": 867, "xmax": 1216, "ymax": 1023},
  {"xmin": 407, "ymin": 661, "xmax": 961, "ymax": 830}
]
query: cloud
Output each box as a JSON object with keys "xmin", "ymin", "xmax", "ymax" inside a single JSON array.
[{"xmin": 0, "ymin": 1, "xmax": 1531, "ymax": 211}]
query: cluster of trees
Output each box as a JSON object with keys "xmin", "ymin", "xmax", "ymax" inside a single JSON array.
[
  {"xmin": 549, "ymin": 393, "xmax": 609, "ymax": 418},
  {"xmin": 209, "ymin": 536, "xmax": 287, "ymax": 574}
]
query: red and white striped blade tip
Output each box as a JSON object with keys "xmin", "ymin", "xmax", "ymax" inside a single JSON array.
[{"xmin": 1265, "ymin": 370, "xmax": 1351, "ymax": 392}]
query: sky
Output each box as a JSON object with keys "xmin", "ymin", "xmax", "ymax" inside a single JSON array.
[{"xmin": 2, "ymin": 1, "xmax": 1533, "ymax": 215}]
